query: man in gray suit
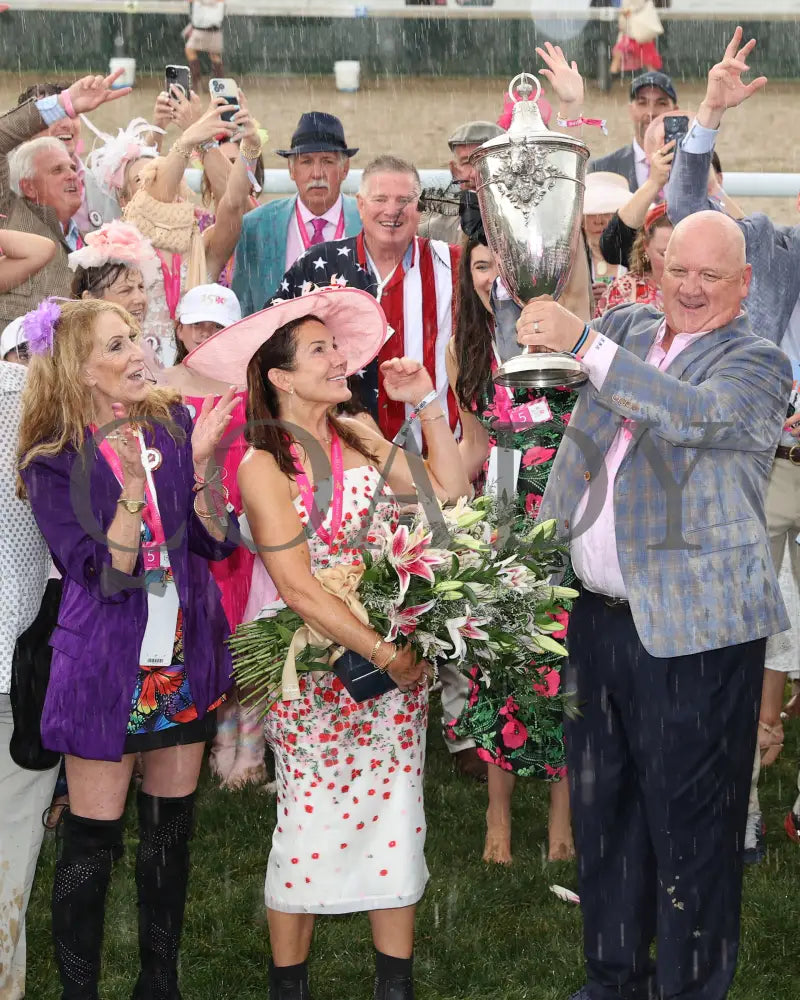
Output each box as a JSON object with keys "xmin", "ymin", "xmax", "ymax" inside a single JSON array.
[
  {"xmin": 516, "ymin": 210, "xmax": 790, "ymax": 1000},
  {"xmin": 666, "ymin": 26, "xmax": 800, "ymax": 856},
  {"xmin": 588, "ymin": 71, "xmax": 677, "ymax": 191}
]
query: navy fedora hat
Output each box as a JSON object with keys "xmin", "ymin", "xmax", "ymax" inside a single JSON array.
[{"xmin": 276, "ymin": 111, "xmax": 359, "ymax": 158}]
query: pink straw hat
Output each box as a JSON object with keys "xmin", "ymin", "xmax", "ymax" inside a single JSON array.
[{"xmin": 183, "ymin": 285, "xmax": 388, "ymax": 384}]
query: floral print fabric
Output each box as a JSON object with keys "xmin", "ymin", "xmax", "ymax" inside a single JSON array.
[
  {"xmin": 447, "ymin": 377, "xmax": 577, "ymax": 779},
  {"xmin": 264, "ymin": 466, "xmax": 430, "ymax": 914}
]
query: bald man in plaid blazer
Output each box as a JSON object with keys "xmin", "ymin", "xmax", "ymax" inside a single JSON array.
[{"xmin": 516, "ymin": 211, "xmax": 791, "ymax": 1000}]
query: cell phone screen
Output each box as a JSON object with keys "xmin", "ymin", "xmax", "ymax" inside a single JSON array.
[{"xmin": 663, "ymin": 115, "xmax": 689, "ymax": 146}]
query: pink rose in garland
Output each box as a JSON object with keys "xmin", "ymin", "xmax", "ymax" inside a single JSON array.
[
  {"xmin": 548, "ymin": 609, "xmax": 569, "ymax": 640},
  {"xmin": 522, "ymin": 446, "xmax": 556, "ymax": 467},
  {"xmin": 525, "ymin": 492, "xmax": 543, "ymax": 518},
  {"xmin": 501, "ymin": 717, "xmax": 529, "ymax": 750},
  {"xmin": 533, "ymin": 666, "xmax": 561, "ymax": 698}
]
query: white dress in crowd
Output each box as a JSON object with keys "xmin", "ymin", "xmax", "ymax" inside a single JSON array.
[
  {"xmin": 259, "ymin": 466, "xmax": 429, "ymax": 914},
  {"xmin": 141, "ymin": 259, "xmax": 188, "ymax": 368}
]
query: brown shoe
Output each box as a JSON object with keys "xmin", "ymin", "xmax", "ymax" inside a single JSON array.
[{"xmin": 453, "ymin": 746, "xmax": 488, "ymax": 782}]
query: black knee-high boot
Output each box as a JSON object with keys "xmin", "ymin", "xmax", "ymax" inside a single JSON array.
[
  {"xmin": 132, "ymin": 790, "xmax": 195, "ymax": 1000},
  {"xmin": 373, "ymin": 951, "xmax": 414, "ymax": 1000},
  {"xmin": 52, "ymin": 810, "xmax": 124, "ymax": 1000},
  {"xmin": 269, "ymin": 959, "xmax": 312, "ymax": 1000}
]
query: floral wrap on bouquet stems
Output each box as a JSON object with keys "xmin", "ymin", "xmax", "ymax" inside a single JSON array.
[{"xmin": 230, "ymin": 495, "xmax": 578, "ymax": 715}]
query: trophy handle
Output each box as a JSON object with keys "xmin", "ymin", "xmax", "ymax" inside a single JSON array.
[{"xmin": 508, "ymin": 73, "xmax": 542, "ymax": 105}]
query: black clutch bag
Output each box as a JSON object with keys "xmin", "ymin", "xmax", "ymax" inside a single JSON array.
[{"xmin": 332, "ymin": 649, "xmax": 397, "ymax": 703}]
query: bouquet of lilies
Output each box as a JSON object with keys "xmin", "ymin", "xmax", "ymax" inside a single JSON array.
[{"xmin": 230, "ymin": 495, "xmax": 577, "ymax": 710}]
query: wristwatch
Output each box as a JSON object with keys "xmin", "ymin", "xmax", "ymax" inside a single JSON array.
[{"xmin": 117, "ymin": 497, "xmax": 147, "ymax": 514}]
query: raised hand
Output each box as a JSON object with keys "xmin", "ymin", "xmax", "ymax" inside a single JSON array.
[
  {"xmin": 535, "ymin": 42, "xmax": 584, "ymax": 110},
  {"xmin": 180, "ymin": 96, "xmax": 239, "ymax": 148},
  {"xmin": 698, "ymin": 26, "xmax": 768, "ymax": 129},
  {"xmin": 647, "ymin": 139, "xmax": 675, "ymax": 189},
  {"xmin": 152, "ymin": 90, "xmax": 175, "ymax": 132},
  {"xmin": 380, "ymin": 357, "xmax": 435, "ymax": 406},
  {"xmin": 65, "ymin": 69, "xmax": 132, "ymax": 114},
  {"xmin": 191, "ymin": 386, "xmax": 238, "ymax": 468}
]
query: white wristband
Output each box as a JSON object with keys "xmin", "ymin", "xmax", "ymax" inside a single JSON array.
[{"xmin": 407, "ymin": 389, "xmax": 439, "ymax": 422}]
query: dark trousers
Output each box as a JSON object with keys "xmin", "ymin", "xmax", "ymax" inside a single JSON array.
[{"xmin": 565, "ymin": 589, "xmax": 765, "ymax": 1000}]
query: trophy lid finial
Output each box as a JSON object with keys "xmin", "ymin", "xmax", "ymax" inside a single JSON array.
[{"xmin": 508, "ymin": 73, "xmax": 541, "ymax": 104}]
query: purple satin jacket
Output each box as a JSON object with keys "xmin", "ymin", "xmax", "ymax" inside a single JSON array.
[{"xmin": 20, "ymin": 405, "xmax": 238, "ymax": 761}]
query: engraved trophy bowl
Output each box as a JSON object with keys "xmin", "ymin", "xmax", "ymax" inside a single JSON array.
[{"xmin": 469, "ymin": 73, "xmax": 590, "ymax": 389}]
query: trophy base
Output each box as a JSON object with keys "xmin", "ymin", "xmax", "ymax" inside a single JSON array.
[{"xmin": 493, "ymin": 351, "xmax": 588, "ymax": 389}]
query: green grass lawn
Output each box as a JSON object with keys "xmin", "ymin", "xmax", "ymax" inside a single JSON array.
[{"xmin": 24, "ymin": 706, "xmax": 800, "ymax": 1000}]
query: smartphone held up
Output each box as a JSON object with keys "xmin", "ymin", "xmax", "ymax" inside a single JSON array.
[
  {"xmin": 210, "ymin": 77, "xmax": 239, "ymax": 123},
  {"xmin": 165, "ymin": 64, "xmax": 192, "ymax": 99}
]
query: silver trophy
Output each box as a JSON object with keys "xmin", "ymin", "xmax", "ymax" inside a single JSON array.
[{"xmin": 470, "ymin": 73, "xmax": 590, "ymax": 388}]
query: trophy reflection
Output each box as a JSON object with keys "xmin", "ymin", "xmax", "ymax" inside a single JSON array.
[{"xmin": 469, "ymin": 73, "xmax": 590, "ymax": 388}]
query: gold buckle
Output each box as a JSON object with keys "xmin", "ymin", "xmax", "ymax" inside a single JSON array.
[{"xmin": 789, "ymin": 445, "xmax": 800, "ymax": 466}]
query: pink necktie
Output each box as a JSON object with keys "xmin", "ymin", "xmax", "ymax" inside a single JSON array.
[{"xmin": 310, "ymin": 218, "xmax": 327, "ymax": 245}]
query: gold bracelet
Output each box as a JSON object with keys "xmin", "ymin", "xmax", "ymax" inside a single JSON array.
[
  {"xmin": 117, "ymin": 497, "xmax": 147, "ymax": 514},
  {"xmin": 419, "ymin": 413, "xmax": 446, "ymax": 423},
  {"xmin": 377, "ymin": 646, "xmax": 399, "ymax": 673},
  {"xmin": 368, "ymin": 636, "xmax": 384, "ymax": 664},
  {"xmin": 239, "ymin": 141, "xmax": 263, "ymax": 161},
  {"xmin": 193, "ymin": 494, "xmax": 227, "ymax": 521},
  {"xmin": 171, "ymin": 138, "xmax": 195, "ymax": 160}
]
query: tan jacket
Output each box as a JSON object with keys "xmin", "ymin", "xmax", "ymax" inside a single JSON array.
[{"xmin": 0, "ymin": 99, "xmax": 72, "ymax": 324}]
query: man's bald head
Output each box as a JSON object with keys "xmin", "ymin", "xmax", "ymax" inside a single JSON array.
[{"xmin": 661, "ymin": 211, "xmax": 751, "ymax": 335}]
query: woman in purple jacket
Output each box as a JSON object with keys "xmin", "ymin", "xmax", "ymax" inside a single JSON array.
[{"xmin": 17, "ymin": 297, "xmax": 238, "ymax": 1000}]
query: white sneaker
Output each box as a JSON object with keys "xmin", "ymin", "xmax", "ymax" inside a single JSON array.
[{"xmin": 743, "ymin": 810, "xmax": 765, "ymax": 865}]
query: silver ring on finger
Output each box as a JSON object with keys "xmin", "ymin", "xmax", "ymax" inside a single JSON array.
[{"xmin": 533, "ymin": 320, "xmax": 541, "ymax": 335}]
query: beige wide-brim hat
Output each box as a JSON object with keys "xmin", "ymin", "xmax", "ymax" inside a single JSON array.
[
  {"xmin": 183, "ymin": 286, "xmax": 388, "ymax": 385},
  {"xmin": 583, "ymin": 171, "xmax": 632, "ymax": 216}
]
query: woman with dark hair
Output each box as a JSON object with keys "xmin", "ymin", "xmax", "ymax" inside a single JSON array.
[
  {"xmin": 185, "ymin": 286, "xmax": 470, "ymax": 1000},
  {"xmin": 445, "ymin": 234, "xmax": 576, "ymax": 865},
  {"xmin": 17, "ymin": 296, "xmax": 238, "ymax": 1000},
  {"xmin": 69, "ymin": 219, "xmax": 158, "ymax": 329}
]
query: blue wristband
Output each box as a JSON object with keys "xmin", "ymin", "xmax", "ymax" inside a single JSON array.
[{"xmin": 570, "ymin": 324, "xmax": 591, "ymax": 356}]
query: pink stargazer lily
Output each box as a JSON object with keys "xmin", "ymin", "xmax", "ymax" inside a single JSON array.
[
  {"xmin": 385, "ymin": 599, "xmax": 437, "ymax": 642},
  {"xmin": 387, "ymin": 523, "xmax": 449, "ymax": 600},
  {"xmin": 445, "ymin": 614, "xmax": 491, "ymax": 661}
]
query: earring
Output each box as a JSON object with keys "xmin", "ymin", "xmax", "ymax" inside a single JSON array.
[{"xmin": 288, "ymin": 386, "xmax": 295, "ymax": 395}]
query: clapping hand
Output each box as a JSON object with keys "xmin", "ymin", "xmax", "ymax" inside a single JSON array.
[
  {"xmin": 699, "ymin": 27, "xmax": 768, "ymax": 129},
  {"xmin": 191, "ymin": 386, "xmax": 239, "ymax": 470},
  {"xmin": 536, "ymin": 42, "xmax": 584, "ymax": 111},
  {"xmin": 65, "ymin": 69, "xmax": 132, "ymax": 114},
  {"xmin": 109, "ymin": 402, "xmax": 145, "ymax": 485},
  {"xmin": 380, "ymin": 357, "xmax": 435, "ymax": 406}
]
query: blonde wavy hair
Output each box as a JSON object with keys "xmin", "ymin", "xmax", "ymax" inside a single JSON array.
[{"xmin": 17, "ymin": 299, "xmax": 181, "ymax": 495}]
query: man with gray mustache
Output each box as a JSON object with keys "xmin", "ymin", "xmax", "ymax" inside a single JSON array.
[{"xmin": 233, "ymin": 111, "xmax": 362, "ymax": 316}]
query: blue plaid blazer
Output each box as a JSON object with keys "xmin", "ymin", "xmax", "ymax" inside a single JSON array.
[{"xmin": 539, "ymin": 304, "xmax": 792, "ymax": 658}]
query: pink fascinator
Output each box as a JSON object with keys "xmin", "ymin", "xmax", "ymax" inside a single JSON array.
[
  {"xmin": 21, "ymin": 298, "xmax": 62, "ymax": 357},
  {"xmin": 84, "ymin": 117, "xmax": 163, "ymax": 197},
  {"xmin": 497, "ymin": 92, "xmax": 552, "ymax": 130},
  {"xmin": 68, "ymin": 220, "xmax": 160, "ymax": 285}
]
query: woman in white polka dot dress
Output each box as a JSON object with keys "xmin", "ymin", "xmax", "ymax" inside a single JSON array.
[{"xmin": 183, "ymin": 287, "xmax": 470, "ymax": 1000}]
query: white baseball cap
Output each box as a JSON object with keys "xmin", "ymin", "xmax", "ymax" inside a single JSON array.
[
  {"xmin": 177, "ymin": 283, "xmax": 242, "ymax": 329},
  {"xmin": 0, "ymin": 316, "xmax": 27, "ymax": 360}
]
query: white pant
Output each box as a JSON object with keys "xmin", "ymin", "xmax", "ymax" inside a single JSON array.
[
  {"xmin": 0, "ymin": 694, "xmax": 58, "ymax": 1000},
  {"xmin": 438, "ymin": 662, "xmax": 474, "ymax": 754}
]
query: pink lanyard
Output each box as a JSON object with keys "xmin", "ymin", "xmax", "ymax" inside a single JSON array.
[
  {"xmin": 294, "ymin": 198, "xmax": 345, "ymax": 251},
  {"xmin": 157, "ymin": 250, "xmax": 182, "ymax": 320},
  {"xmin": 95, "ymin": 429, "xmax": 166, "ymax": 547},
  {"xmin": 289, "ymin": 429, "xmax": 344, "ymax": 549}
]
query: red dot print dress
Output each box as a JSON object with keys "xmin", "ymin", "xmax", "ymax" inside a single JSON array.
[{"xmin": 261, "ymin": 466, "xmax": 429, "ymax": 914}]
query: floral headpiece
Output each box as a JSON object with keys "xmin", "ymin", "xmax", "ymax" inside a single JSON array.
[
  {"xmin": 21, "ymin": 298, "xmax": 62, "ymax": 357},
  {"xmin": 68, "ymin": 220, "xmax": 160, "ymax": 285},
  {"xmin": 84, "ymin": 116, "xmax": 163, "ymax": 196}
]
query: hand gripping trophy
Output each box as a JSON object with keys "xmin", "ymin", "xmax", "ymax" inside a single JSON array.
[{"xmin": 470, "ymin": 73, "xmax": 589, "ymax": 388}]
